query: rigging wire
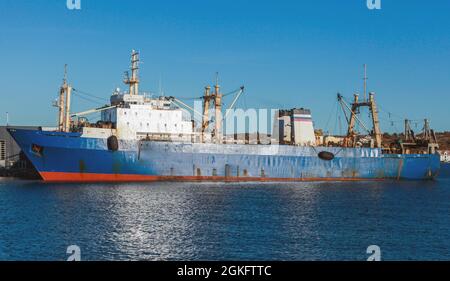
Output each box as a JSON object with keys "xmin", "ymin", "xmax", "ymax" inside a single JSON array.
[
  {"xmin": 222, "ymin": 87, "xmax": 245, "ymax": 98},
  {"xmin": 72, "ymin": 88, "xmax": 109, "ymax": 102},
  {"xmin": 324, "ymin": 100, "xmax": 338, "ymax": 135},
  {"xmin": 160, "ymin": 87, "xmax": 244, "ymax": 101},
  {"xmin": 333, "ymin": 106, "xmax": 339, "ymax": 136},
  {"xmin": 72, "ymin": 92, "xmax": 107, "ymax": 105},
  {"xmin": 378, "ymin": 104, "xmax": 423, "ymax": 123}
]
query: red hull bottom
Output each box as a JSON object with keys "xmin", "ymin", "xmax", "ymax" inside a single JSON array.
[{"xmin": 40, "ymin": 172, "xmax": 384, "ymax": 183}]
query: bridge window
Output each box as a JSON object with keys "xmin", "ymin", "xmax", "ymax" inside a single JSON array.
[{"xmin": 0, "ymin": 140, "xmax": 5, "ymax": 161}]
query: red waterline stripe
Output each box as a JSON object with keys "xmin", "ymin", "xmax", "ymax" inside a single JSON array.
[{"xmin": 39, "ymin": 172, "xmax": 385, "ymax": 183}]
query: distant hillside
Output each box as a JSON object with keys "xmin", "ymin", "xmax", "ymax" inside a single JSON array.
[
  {"xmin": 382, "ymin": 131, "xmax": 450, "ymax": 151},
  {"xmin": 227, "ymin": 132, "xmax": 450, "ymax": 151},
  {"xmin": 436, "ymin": 132, "xmax": 450, "ymax": 151}
]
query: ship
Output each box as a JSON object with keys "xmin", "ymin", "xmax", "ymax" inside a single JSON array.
[{"xmin": 8, "ymin": 51, "xmax": 441, "ymax": 182}]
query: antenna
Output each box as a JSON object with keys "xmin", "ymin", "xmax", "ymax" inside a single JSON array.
[
  {"xmin": 124, "ymin": 50, "xmax": 140, "ymax": 95},
  {"xmin": 215, "ymin": 72, "xmax": 219, "ymax": 87},
  {"xmin": 363, "ymin": 64, "xmax": 368, "ymax": 102},
  {"xmin": 159, "ymin": 74, "xmax": 163, "ymax": 96},
  {"xmin": 63, "ymin": 64, "xmax": 68, "ymax": 87}
]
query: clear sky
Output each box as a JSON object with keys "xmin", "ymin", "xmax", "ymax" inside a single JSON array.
[{"xmin": 0, "ymin": 0, "xmax": 449, "ymax": 133}]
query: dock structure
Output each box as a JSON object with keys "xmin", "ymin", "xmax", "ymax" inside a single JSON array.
[{"xmin": 0, "ymin": 126, "xmax": 43, "ymax": 178}]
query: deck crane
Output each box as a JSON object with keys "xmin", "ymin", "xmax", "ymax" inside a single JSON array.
[
  {"xmin": 337, "ymin": 92, "xmax": 382, "ymax": 148},
  {"xmin": 167, "ymin": 96, "xmax": 206, "ymax": 123},
  {"xmin": 223, "ymin": 86, "xmax": 245, "ymax": 120}
]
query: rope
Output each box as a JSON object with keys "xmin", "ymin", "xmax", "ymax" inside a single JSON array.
[
  {"xmin": 72, "ymin": 92, "xmax": 106, "ymax": 105},
  {"xmin": 72, "ymin": 88, "xmax": 108, "ymax": 102},
  {"xmin": 310, "ymin": 145, "xmax": 344, "ymax": 157},
  {"xmin": 324, "ymin": 100, "xmax": 338, "ymax": 135},
  {"xmin": 378, "ymin": 104, "xmax": 423, "ymax": 123},
  {"xmin": 333, "ymin": 147, "xmax": 345, "ymax": 157},
  {"xmin": 222, "ymin": 87, "xmax": 244, "ymax": 98},
  {"xmin": 171, "ymin": 87, "xmax": 244, "ymax": 101}
]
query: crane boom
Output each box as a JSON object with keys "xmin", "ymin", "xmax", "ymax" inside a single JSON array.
[
  {"xmin": 71, "ymin": 105, "xmax": 117, "ymax": 117},
  {"xmin": 223, "ymin": 86, "xmax": 245, "ymax": 120}
]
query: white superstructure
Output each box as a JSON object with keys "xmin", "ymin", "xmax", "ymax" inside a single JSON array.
[{"xmin": 100, "ymin": 93, "xmax": 193, "ymax": 140}]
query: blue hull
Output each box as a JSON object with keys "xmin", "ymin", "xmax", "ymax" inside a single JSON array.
[{"xmin": 8, "ymin": 129, "xmax": 441, "ymax": 182}]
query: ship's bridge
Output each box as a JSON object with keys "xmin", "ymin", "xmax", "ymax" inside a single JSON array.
[
  {"xmin": 100, "ymin": 92, "xmax": 194, "ymax": 141},
  {"xmin": 110, "ymin": 92, "xmax": 145, "ymax": 106}
]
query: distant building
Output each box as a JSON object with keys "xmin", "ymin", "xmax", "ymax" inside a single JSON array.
[
  {"xmin": 0, "ymin": 126, "xmax": 34, "ymax": 168},
  {"xmin": 0, "ymin": 132, "xmax": 4, "ymax": 167},
  {"xmin": 323, "ymin": 135, "xmax": 345, "ymax": 146},
  {"xmin": 441, "ymin": 151, "xmax": 449, "ymax": 163}
]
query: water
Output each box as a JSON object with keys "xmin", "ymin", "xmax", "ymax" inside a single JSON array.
[{"xmin": 1, "ymin": 165, "xmax": 449, "ymax": 261}]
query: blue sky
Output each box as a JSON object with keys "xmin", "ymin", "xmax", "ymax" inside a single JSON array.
[{"xmin": 0, "ymin": 0, "xmax": 449, "ymax": 133}]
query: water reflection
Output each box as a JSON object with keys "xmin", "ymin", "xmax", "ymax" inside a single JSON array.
[{"xmin": 0, "ymin": 173, "xmax": 449, "ymax": 260}]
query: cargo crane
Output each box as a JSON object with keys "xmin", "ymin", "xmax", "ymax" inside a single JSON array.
[
  {"xmin": 400, "ymin": 119, "xmax": 439, "ymax": 154},
  {"xmin": 165, "ymin": 83, "xmax": 245, "ymax": 144},
  {"xmin": 337, "ymin": 92, "xmax": 382, "ymax": 148},
  {"xmin": 337, "ymin": 65, "xmax": 382, "ymax": 148}
]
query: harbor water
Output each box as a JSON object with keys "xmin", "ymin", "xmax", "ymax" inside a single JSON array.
[{"xmin": 0, "ymin": 164, "xmax": 449, "ymax": 261}]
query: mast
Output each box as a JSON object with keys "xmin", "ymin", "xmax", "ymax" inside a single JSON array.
[
  {"xmin": 423, "ymin": 118, "xmax": 431, "ymax": 140},
  {"xmin": 58, "ymin": 87, "xmax": 65, "ymax": 131},
  {"xmin": 58, "ymin": 66, "xmax": 66, "ymax": 131},
  {"xmin": 363, "ymin": 64, "xmax": 368, "ymax": 102},
  {"xmin": 201, "ymin": 86, "xmax": 211, "ymax": 143},
  {"xmin": 345, "ymin": 94, "xmax": 359, "ymax": 147},
  {"xmin": 58, "ymin": 64, "xmax": 72, "ymax": 132},
  {"xmin": 213, "ymin": 73, "xmax": 222, "ymax": 143},
  {"xmin": 404, "ymin": 119, "xmax": 416, "ymax": 142},
  {"xmin": 64, "ymin": 65, "xmax": 73, "ymax": 132},
  {"xmin": 369, "ymin": 92, "xmax": 382, "ymax": 148},
  {"xmin": 64, "ymin": 84, "xmax": 72, "ymax": 132},
  {"xmin": 124, "ymin": 50, "xmax": 140, "ymax": 95}
]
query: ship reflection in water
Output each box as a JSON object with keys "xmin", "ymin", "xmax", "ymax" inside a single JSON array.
[{"xmin": 0, "ymin": 165, "xmax": 449, "ymax": 261}]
